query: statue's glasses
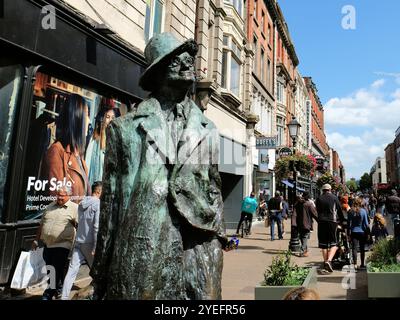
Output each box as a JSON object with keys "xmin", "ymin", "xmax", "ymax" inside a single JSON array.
[{"xmin": 170, "ymin": 55, "xmax": 195, "ymax": 68}]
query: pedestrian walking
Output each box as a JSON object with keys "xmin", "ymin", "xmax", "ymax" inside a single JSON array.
[
  {"xmin": 61, "ymin": 181, "xmax": 102, "ymax": 300},
  {"xmin": 268, "ymin": 191, "xmax": 283, "ymax": 241},
  {"xmin": 347, "ymin": 197, "xmax": 370, "ymax": 270},
  {"xmin": 385, "ymin": 189, "xmax": 400, "ymax": 234},
  {"xmin": 280, "ymin": 196, "xmax": 289, "ymax": 236},
  {"xmin": 31, "ymin": 185, "xmax": 78, "ymax": 300},
  {"xmin": 315, "ymin": 184, "xmax": 344, "ymax": 273},
  {"xmin": 293, "ymin": 192, "xmax": 318, "ymax": 257},
  {"xmin": 236, "ymin": 192, "xmax": 258, "ymax": 235},
  {"xmin": 371, "ymin": 213, "xmax": 389, "ymax": 243}
]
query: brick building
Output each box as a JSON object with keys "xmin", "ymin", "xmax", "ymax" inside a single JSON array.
[
  {"xmin": 303, "ymin": 77, "xmax": 328, "ymax": 158},
  {"xmin": 385, "ymin": 142, "xmax": 397, "ymax": 186}
]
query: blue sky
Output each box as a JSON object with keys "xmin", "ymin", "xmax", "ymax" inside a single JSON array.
[{"xmin": 279, "ymin": 0, "xmax": 400, "ymax": 180}]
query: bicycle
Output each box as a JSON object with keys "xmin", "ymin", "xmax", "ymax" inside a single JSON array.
[{"xmin": 240, "ymin": 214, "xmax": 252, "ymax": 238}]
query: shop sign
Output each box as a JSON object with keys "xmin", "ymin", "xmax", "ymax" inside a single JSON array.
[
  {"xmin": 256, "ymin": 136, "xmax": 277, "ymax": 149},
  {"xmin": 278, "ymin": 147, "xmax": 293, "ymax": 158}
]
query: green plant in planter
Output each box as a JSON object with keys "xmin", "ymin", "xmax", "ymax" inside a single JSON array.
[
  {"xmin": 367, "ymin": 238, "xmax": 400, "ymax": 272},
  {"xmin": 262, "ymin": 250, "xmax": 309, "ymax": 286}
]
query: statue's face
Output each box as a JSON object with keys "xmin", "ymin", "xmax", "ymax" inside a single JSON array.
[{"xmin": 165, "ymin": 52, "xmax": 196, "ymax": 86}]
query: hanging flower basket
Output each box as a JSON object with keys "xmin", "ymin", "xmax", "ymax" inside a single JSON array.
[{"xmin": 274, "ymin": 154, "xmax": 315, "ymax": 181}]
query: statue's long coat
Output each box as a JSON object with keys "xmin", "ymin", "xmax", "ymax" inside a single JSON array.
[{"xmin": 90, "ymin": 97, "xmax": 226, "ymax": 300}]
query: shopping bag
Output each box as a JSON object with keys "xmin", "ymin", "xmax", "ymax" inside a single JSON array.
[{"xmin": 10, "ymin": 248, "xmax": 47, "ymax": 289}]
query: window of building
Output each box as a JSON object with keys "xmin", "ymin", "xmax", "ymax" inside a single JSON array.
[
  {"xmin": 221, "ymin": 50, "xmax": 228, "ymax": 89},
  {"xmin": 277, "ymin": 81, "xmax": 285, "ymax": 104},
  {"xmin": 378, "ymin": 160, "xmax": 381, "ymax": 168},
  {"xmin": 267, "ymin": 59, "xmax": 271, "ymax": 91},
  {"xmin": 20, "ymin": 72, "xmax": 129, "ymax": 220},
  {"xmin": 253, "ymin": 35, "xmax": 258, "ymax": 74},
  {"xmin": 230, "ymin": 57, "xmax": 240, "ymax": 96},
  {"xmin": 260, "ymin": 48, "xmax": 265, "ymax": 83},
  {"xmin": 231, "ymin": 40, "xmax": 241, "ymax": 59},
  {"xmin": 144, "ymin": 0, "xmax": 164, "ymax": 43},
  {"xmin": 276, "ymin": 116, "xmax": 285, "ymax": 146},
  {"xmin": 221, "ymin": 36, "xmax": 242, "ymax": 98},
  {"xmin": 268, "ymin": 24, "xmax": 272, "ymax": 44},
  {"xmin": 223, "ymin": 35, "xmax": 229, "ymax": 46},
  {"xmin": 0, "ymin": 59, "xmax": 24, "ymax": 220},
  {"xmin": 379, "ymin": 172, "xmax": 382, "ymax": 183},
  {"xmin": 225, "ymin": 0, "xmax": 243, "ymax": 17},
  {"xmin": 261, "ymin": 12, "xmax": 265, "ymax": 33}
]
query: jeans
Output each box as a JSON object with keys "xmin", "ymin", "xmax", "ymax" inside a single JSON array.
[
  {"xmin": 61, "ymin": 243, "xmax": 94, "ymax": 300},
  {"xmin": 299, "ymin": 229, "xmax": 310, "ymax": 253},
  {"xmin": 351, "ymin": 232, "xmax": 366, "ymax": 266},
  {"xmin": 270, "ymin": 213, "xmax": 282, "ymax": 240},
  {"xmin": 236, "ymin": 212, "xmax": 253, "ymax": 234}
]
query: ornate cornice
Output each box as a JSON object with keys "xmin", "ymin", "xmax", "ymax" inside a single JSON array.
[{"xmin": 265, "ymin": 0, "xmax": 299, "ymax": 67}]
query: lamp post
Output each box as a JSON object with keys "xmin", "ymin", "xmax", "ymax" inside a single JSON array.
[{"xmin": 287, "ymin": 116, "xmax": 301, "ymax": 252}]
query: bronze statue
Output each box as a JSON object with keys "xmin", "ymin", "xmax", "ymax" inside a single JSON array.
[{"xmin": 90, "ymin": 33, "xmax": 227, "ymax": 300}]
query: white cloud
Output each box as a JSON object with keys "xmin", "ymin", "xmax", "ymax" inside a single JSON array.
[
  {"xmin": 374, "ymin": 71, "xmax": 400, "ymax": 85},
  {"xmin": 371, "ymin": 79, "xmax": 385, "ymax": 89},
  {"xmin": 325, "ymin": 79, "xmax": 400, "ymax": 179}
]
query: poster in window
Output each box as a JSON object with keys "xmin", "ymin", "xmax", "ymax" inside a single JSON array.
[{"xmin": 22, "ymin": 72, "xmax": 128, "ymax": 220}]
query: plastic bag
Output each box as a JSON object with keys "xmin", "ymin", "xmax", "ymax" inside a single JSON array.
[{"xmin": 11, "ymin": 248, "xmax": 47, "ymax": 289}]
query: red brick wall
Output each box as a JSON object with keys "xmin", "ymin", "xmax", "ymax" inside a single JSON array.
[
  {"xmin": 247, "ymin": 0, "xmax": 274, "ymax": 90},
  {"xmin": 304, "ymin": 77, "xmax": 328, "ymax": 155}
]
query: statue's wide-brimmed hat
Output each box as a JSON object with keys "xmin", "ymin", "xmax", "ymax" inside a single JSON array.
[{"xmin": 139, "ymin": 32, "xmax": 198, "ymax": 91}]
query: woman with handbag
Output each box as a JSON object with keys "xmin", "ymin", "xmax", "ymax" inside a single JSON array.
[{"xmin": 347, "ymin": 197, "xmax": 370, "ymax": 270}]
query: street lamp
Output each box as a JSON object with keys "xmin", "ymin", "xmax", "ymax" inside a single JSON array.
[{"xmin": 287, "ymin": 116, "xmax": 301, "ymax": 253}]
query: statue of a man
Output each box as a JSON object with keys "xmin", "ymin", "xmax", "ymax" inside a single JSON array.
[{"xmin": 90, "ymin": 33, "xmax": 227, "ymax": 300}]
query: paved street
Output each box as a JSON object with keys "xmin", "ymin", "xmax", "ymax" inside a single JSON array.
[{"xmin": 222, "ymin": 219, "xmax": 368, "ymax": 300}]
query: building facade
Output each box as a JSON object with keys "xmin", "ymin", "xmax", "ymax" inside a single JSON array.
[
  {"xmin": 246, "ymin": 0, "xmax": 276, "ymax": 200},
  {"xmin": 294, "ymin": 71, "xmax": 309, "ymax": 156},
  {"xmin": 303, "ymin": 77, "xmax": 328, "ymax": 158},
  {"xmin": 370, "ymin": 157, "xmax": 387, "ymax": 190},
  {"xmin": 194, "ymin": 0, "xmax": 257, "ymax": 225},
  {"xmin": 385, "ymin": 142, "xmax": 397, "ymax": 187}
]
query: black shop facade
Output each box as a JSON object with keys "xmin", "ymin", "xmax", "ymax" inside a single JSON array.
[{"xmin": 0, "ymin": 0, "xmax": 147, "ymax": 285}]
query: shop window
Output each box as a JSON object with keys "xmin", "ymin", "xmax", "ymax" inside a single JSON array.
[
  {"xmin": 21, "ymin": 72, "xmax": 129, "ymax": 220},
  {"xmin": 144, "ymin": 0, "xmax": 164, "ymax": 43},
  {"xmin": 0, "ymin": 59, "xmax": 23, "ymax": 220}
]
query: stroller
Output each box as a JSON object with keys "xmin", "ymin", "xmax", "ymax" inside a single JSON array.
[{"xmin": 332, "ymin": 224, "xmax": 353, "ymax": 270}]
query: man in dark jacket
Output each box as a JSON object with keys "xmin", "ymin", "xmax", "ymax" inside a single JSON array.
[
  {"xmin": 385, "ymin": 189, "xmax": 400, "ymax": 235},
  {"xmin": 268, "ymin": 191, "xmax": 283, "ymax": 241},
  {"xmin": 316, "ymin": 184, "xmax": 344, "ymax": 272},
  {"xmin": 293, "ymin": 192, "xmax": 318, "ymax": 257}
]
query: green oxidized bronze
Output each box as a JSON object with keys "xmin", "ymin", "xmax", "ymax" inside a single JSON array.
[{"xmin": 90, "ymin": 32, "xmax": 227, "ymax": 300}]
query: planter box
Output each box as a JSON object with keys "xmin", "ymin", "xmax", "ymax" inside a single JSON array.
[
  {"xmin": 255, "ymin": 267, "xmax": 317, "ymax": 300},
  {"xmin": 367, "ymin": 267, "xmax": 400, "ymax": 298}
]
